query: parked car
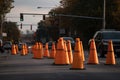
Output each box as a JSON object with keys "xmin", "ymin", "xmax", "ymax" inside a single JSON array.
[
  {"xmin": 18, "ymin": 43, "xmax": 27, "ymax": 51},
  {"xmin": 3, "ymin": 41, "xmax": 12, "ymax": 50},
  {"xmin": 89, "ymin": 30, "xmax": 120, "ymax": 57},
  {"xmin": 47, "ymin": 41, "xmax": 56, "ymax": 49},
  {"xmin": 62, "ymin": 37, "xmax": 75, "ymax": 49}
]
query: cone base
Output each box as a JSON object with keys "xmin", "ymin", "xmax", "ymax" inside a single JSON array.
[
  {"xmin": 69, "ymin": 68, "xmax": 86, "ymax": 70},
  {"xmin": 11, "ymin": 54, "xmax": 16, "ymax": 55},
  {"xmin": 32, "ymin": 57, "xmax": 43, "ymax": 59},
  {"xmin": 52, "ymin": 63, "xmax": 69, "ymax": 66},
  {"xmin": 21, "ymin": 54, "xmax": 26, "ymax": 56},
  {"xmin": 48, "ymin": 57, "xmax": 54, "ymax": 59},
  {"xmin": 87, "ymin": 63, "xmax": 99, "ymax": 65},
  {"xmin": 104, "ymin": 63, "xmax": 116, "ymax": 65}
]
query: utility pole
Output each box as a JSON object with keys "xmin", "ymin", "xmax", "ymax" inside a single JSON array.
[{"xmin": 103, "ymin": 0, "xmax": 106, "ymax": 30}]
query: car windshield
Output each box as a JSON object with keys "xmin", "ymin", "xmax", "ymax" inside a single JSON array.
[
  {"xmin": 63, "ymin": 37, "xmax": 74, "ymax": 41},
  {"xmin": 102, "ymin": 32, "xmax": 120, "ymax": 39}
]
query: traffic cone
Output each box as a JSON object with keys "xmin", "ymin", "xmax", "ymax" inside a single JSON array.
[
  {"xmin": 57, "ymin": 37, "xmax": 64, "ymax": 50},
  {"xmin": 33, "ymin": 42, "xmax": 39, "ymax": 58},
  {"xmin": 70, "ymin": 38, "xmax": 85, "ymax": 70},
  {"xmin": 105, "ymin": 40, "xmax": 116, "ymax": 65},
  {"xmin": 54, "ymin": 37, "xmax": 69, "ymax": 65},
  {"xmin": 54, "ymin": 38, "xmax": 64, "ymax": 64},
  {"xmin": 11, "ymin": 44, "xmax": 17, "ymax": 55},
  {"xmin": 15, "ymin": 44, "xmax": 19, "ymax": 54},
  {"xmin": 80, "ymin": 41, "xmax": 85, "ymax": 61},
  {"xmin": 31, "ymin": 45, "xmax": 35, "ymax": 54},
  {"xmin": 41, "ymin": 43, "xmax": 44, "ymax": 56},
  {"xmin": 49, "ymin": 42, "xmax": 56, "ymax": 59},
  {"xmin": 87, "ymin": 39, "xmax": 99, "ymax": 64},
  {"xmin": 63, "ymin": 41, "xmax": 70, "ymax": 64},
  {"xmin": 24, "ymin": 44, "xmax": 28, "ymax": 55},
  {"xmin": 35, "ymin": 42, "xmax": 43, "ymax": 59},
  {"xmin": 21, "ymin": 44, "xmax": 26, "ymax": 56},
  {"xmin": 43, "ymin": 43, "xmax": 50, "ymax": 57},
  {"xmin": 66, "ymin": 40, "xmax": 73, "ymax": 64}
]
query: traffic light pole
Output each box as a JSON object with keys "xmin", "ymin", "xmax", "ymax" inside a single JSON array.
[
  {"xmin": 20, "ymin": 13, "xmax": 49, "ymax": 21},
  {"xmin": 20, "ymin": 12, "xmax": 103, "ymax": 22},
  {"xmin": 55, "ymin": 14, "xmax": 103, "ymax": 20}
]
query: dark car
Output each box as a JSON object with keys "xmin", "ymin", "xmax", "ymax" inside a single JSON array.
[
  {"xmin": 90, "ymin": 30, "xmax": 120, "ymax": 57},
  {"xmin": 18, "ymin": 43, "xmax": 27, "ymax": 51},
  {"xmin": 47, "ymin": 41, "xmax": 56, "ymax": 49},
  {"xmin": 3, "ymin": 41, "xmax": 12, "ymax": 51},
  {"xmin": 63, "ymin": 37, "xmax": 75, "ymax": 49}
]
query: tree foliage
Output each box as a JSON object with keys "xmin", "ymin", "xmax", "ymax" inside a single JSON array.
[
  {"xmin": 49, "ymin": 0, "xmax": 120, "ymax": 45},
  {"xmin": 0, "ymin": 0, "xmax": 14, "ymax": 15},
  {"xmin": 3, "ymin": 22, "xmax": 20, "ymax": 42},
  {"xmin": 0, "ymin": 0, "xmax": 20, "ymax": 42}
]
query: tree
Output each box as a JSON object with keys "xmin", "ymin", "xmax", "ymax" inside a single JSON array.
[
  {"xmin": 0, "ymin": 0, "xmax": 14, "ymax": 36},
  {"xmin": 0, "ymin": 0, "xmax": 14, "ymax": 15},
  {"xmin": 3, "ymin": 22, "xmax": 20, "ymax": 42},
  {"xmin": 48, "ymin": 0, "xmax": 120, "ymax": 47},
  {"xmin": 35, "ymin": 21, "xmax": 49, "ymax": 43}
]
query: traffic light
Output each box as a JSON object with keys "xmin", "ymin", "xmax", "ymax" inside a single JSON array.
[
  {"xmin": 30, "ymin": 25, "xmax": 32, "ymax": 30},
  {"xmin": 43, "ymin": 15, "xmax": 45, "ymax": 20},
  {"xmin": 20, "ymin": 23, "xmax": 22, "ymax": 29},
  {"xmin": 20, "ymin": 13, "xmax": 24, "ymax": 21}
]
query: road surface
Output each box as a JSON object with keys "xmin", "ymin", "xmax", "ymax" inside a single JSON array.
[{"xmin": 0, "ymin": 52, "xmax": 120, "ymax": 80}]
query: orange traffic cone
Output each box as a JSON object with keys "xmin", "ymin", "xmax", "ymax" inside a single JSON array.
[
  {"xmin": 11, "ymin": 44, "xmax": 17, "ymax": 55},
  {"xmin": 43, "ymin": 43, "xmax": 50, "ymax": 57},
  {"xmin": 15, "ymin": 44, "xmax": 19, "ymax": 54},
  {"xmin": 33, "ymin": 42, "xmax": 39, "ymax": 58},
  {"xmin": 31, "ymin": 45, "xmax": 35, "ymax": 54},
  {"xmin": 36, "ymin": 42, "xmax": 43, "ymax": 59},
  {"xmin": 21, "ymin": 44, "xmax": 26, "ymax": 56},
  {"xmin": 49, "ymin": 42, "xmax": 56, "ymax": 59},
  {"xmin": 54, "ymin": 37, "xmax": 69, "ymax": 65},
  {"xmin": 87, "ymin": 39, "xmax": 99, "ymax": 64},
  {"xmin": 24, "ymin": 44, "xmax": 28, "ymax": 55},
  {"xmin": 70, "ymin": 38, "xmax": 85, "ymax": 70},
  {"xmin": 105, "ymin": 40, "xmax": 116, "ymax": 65},
  {"xmin": 63, "ymin": 41, "xmax": 70, "ymax": 64},
  {"xmin": 80, "ymin": 41, "xmax": 85, "ymax": 61},
  {"xmin": 54, "ymin": 38, "xmax": 64, "ymax": 64},
  {"xmin": 66, "ymin": 40, "xmax": 73, "ymax": 64}
]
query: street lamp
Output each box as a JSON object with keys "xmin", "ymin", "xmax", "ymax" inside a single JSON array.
[{"xmin": 37, "ymin": 6, "xmax": 56, "ymax": 9}]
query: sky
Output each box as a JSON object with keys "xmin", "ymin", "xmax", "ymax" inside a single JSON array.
[{"xmin": 6, "ymin": 0, "xmax": 60, "ymax": 33}]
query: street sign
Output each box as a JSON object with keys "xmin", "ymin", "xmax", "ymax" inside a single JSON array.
[{"xmin": 2, "ymin": 33, "xmax": 7, "ymax": 37}]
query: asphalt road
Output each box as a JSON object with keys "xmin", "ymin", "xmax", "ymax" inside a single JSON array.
[{"xmin": 0, "ymin": 51, "xmax": 120, "ymax": 80}]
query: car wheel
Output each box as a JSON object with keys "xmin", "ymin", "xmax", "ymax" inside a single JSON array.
[
  {"xmin": 116, "ymin": 53, "xmax": 120, "ymax": 58},
  {"xmin": 99, "ymin": 49, "xmax": 106, "ymax": 58}
]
